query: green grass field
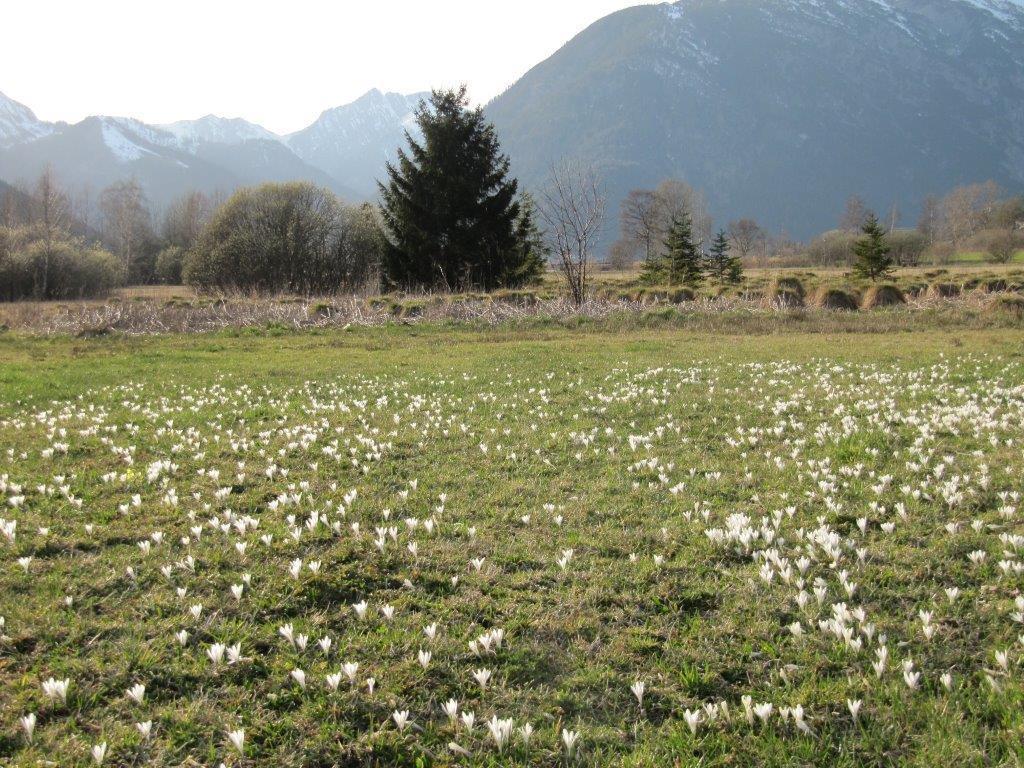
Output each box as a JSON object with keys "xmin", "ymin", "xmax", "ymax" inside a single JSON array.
[{"xmin": 2, "ymin": 325, "xmax": 1024, "ymax": 766}]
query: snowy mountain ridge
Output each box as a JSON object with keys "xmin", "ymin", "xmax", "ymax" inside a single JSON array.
[{"xmin": 0, "ymin": 88, "xmax": 424, "ymax": 204}]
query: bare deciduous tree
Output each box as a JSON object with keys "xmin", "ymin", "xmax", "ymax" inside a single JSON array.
[
  {"xmin": 940, "ymin": 181, "xmax": 1001, "ymax": 247},
  {"xmin": 840, "ymin": 195, "xmax": 872, "ymax": 231},
  {"xmin": 34, "ymin": 166, "xmax": 70, "ymax": 245},
  {"xmin": 539, "ymin": 161, "xmax": 605, "ymax": 307},
  {"xmin": 162, "ymin": 190, "xmax": 212, "ymax": 251},
  {"xmin": 619, "ymin": 190, "xmax": 659, "ymax": 264},
  {"xmin": 653, "ymin": 179, "xmax": 713, "ymax": 248},
  {"xmin": 727, "ymin": 218, "xmax": 765, "ymax": 257},
  {"xmin": 916, "ymin": 195, "xmax": 942, "ymax": 244},
  {"xmin": 31, "ymin": 167, "xmax": 71, "ymax": 297},
  {"xmin": 606, "ymin": 238, "xmax": 638, "ymax": 271},
  {"xmin": 100, "ymin": 178, "xmax": 153, "ymax": 279}
]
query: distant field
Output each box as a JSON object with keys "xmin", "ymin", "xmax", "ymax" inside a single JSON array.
[
  {"xmin": 2, "ymin": 326, "xmax": 1024, "ymax": 765},
  {"xmin": 87, "ymin": 260, "xmax": 1024, "ymax": 303}
]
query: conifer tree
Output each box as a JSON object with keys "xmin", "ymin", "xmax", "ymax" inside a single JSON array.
[
  {"xmin": 378, "ymin": 86, "xmax": 542, "ymax": 291},
  {"xmin": 725, "ymin": 248, "xmax": 744, "ymax": 284},
  {"xmin": 706, "ymin": 229, "xmax": 731, "ymax": 281},
  {"xmin": 852, "ymin": 214, "xmax": 894, "ymax": 282},
  {"xmin": 638, "ymin": 249, "xmax": 666, "ymax": 284},
  {"xmin": 663, "ymin": 212, "xmax": 703, "ymax": 287}
]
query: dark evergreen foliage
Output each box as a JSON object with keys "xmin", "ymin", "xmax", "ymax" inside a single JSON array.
[
  {"xmin": 663, "ymin": 212, "xmax": 703, "ymax": 287},
  {"xmin": 852, "ymin": 214, "xmax": 894, "ymax": 282},
  {"xmin": 378, "ymin": 87, "xmax": 543, "ymax": 291}
]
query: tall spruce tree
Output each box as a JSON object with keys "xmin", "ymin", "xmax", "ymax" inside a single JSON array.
[
  {"xmin": 664, "ymin": 212, "xmax": 703, "ymax": 287},
  {"xmin": 725, "ymin": 248, "xmax": 744, "ymax": 284},
  {"xmin": 852, "ymin": 214, "xmax": 894, "ymax": 282},
  {"xmin": 378, "ymin": 87, "xmax": 542, "ymax": 291},
  {"xmin": 706, "ymin": 229, "xmax": 731, "ymax": 281}
]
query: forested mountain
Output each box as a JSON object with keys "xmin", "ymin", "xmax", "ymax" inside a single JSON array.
[{"xmin": 486, "ymin": 0, "xmax": 1024, "ymax": 239}]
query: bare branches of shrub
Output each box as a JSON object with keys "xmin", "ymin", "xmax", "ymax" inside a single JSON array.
[{"xmin": 538, "ymin": 162, "xmax": 605, "ymax": 306}]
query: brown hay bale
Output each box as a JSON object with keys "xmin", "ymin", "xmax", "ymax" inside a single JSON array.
[
  {"xmin": 984, "ymin": 279, "xmax": 1009, "ymax": 293},
  {"xmin": 810, "ymin": 287, "xmax": 859, "ymax": 311},
  {"xmin": 904, "ymin": 283, "xmax": 929, "ymax": 298},
  {"xmin": 984, "ymin": 294, "xmax": 1024, "ymax": 321},
  {"xmin": 927, "ymin": 282, "xmax": 961, "ymax": 299},
  {"xmin": 766, "ymin": 276, "xmax": 805, "ymax": 307},
  {"xmin": 861, "ymin": 284, "xmax": 907, "ymax": 309},
  {"xmin": 669, "ymin": 287, "xmax": 696, "ymax": 303}
]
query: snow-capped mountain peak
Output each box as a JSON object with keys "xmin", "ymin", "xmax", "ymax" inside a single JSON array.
[
  {"xmin": 160, "ymin": 115, "xmax": 280, "ymax": 149},
  {"xmin": 284, "ymin": 89, "xmax": 427, "ymax": 195},
  {"xmin": 99, "ymin": 119, "xmax": 158, "ymax": 163},
  {"xmin": 0, "ymin": 91, "xmax": 54, "ymax": 148}
]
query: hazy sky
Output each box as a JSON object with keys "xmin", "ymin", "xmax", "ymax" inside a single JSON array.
[{"xmin": 2, "ymin": 0, "xmax": 661, "ymax": 135}]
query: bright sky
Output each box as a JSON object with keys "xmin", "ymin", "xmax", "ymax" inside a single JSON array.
[{"xmin": 2, "ymin": 0, "xmax": 661, "ymax": 135}]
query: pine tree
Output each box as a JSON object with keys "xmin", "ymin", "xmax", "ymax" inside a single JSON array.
[
  {"xmin": 852, "ymin": 214, "xmax": 894, "ymax": 282},
  {"xmin": 725, "ymin": 249, "xmax": 744, "ymax": 284},
  {"xmin": 706, "ymin": 229, "xmax": 731, "ymax": 281},
  {"xmin": 506, "ymin": 192, "xmax": 549, "ymax": 286},
  {"xmin": 378, "ymin": 87, "xmax": 542, "ymax": 291},
  {"xmin": 638, "ymin": 250, "xmax": 666, "ymax": 284},
  {"xmin": 664, "ymin": 212, "xmax": 703, "ymax": 287}
]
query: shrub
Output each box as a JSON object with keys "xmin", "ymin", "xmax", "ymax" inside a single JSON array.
[
  {"xmin": 0, "ymin": 234, "xmax": 122, "ymax": 301},
  {"xmin": 186, "ymin": 183, "xmax": 384, "ymax": 294},
  {"xmin": 810, "ymin": 287, "xmax": 859, "ymax": 310},
  {"xmin": 925, "ymin": 242, "xmax": 955, "ymax": 264},
  {"xmin": 971, "ymin": 228, "xmax": 1021, "ymax": 264},
  {"xmin": 806, "ymin": 230, "xmax": 858, "ymax": 266},
  {"xmin": 887, "ymin": 229, "xmax": 928, "ymax": 266},
  {"xmin": 861, "ymin": 284, "xmax": 906, "ymax": 309},
  {"xmin": 155, "ymin": 246, "xmax": 186, "ymax": 285}
]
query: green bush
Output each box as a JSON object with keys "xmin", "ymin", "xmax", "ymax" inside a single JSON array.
[
  {"xmin": 155, "ymin": 246, "xmax": 186, "ymax": 284},
  {"xmin": 185, "ymin": 183, "xmax": 384, "ymax": 294},
  {"xmin": 0, "ymin": 231, "xmax": 123, "ymax": 301}
]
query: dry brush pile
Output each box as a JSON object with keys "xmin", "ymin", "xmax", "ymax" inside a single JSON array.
[{"xmin": 0, "ymin": 286, "xmax": 1020, "ymax": 337}]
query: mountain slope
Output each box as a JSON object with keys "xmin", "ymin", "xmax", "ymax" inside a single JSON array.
[
  {"xmin": 0, "ymin": 89, "xmax": 424, "ymax": 208},
  {"xmin": 0, "ymin": 91, "xmax": 54, "ymax": 148},
  {"xmin": 286, "ymin": 89, "xmax": 428, "ymax": 196},
  {"xmin": 0, "ymin": 117, "xmax": 246, "ymax": 208},
  {"xmin": 486, "ymin": 0, "xmax": 1024, "ymax": 241},
  {"xmin": 159, "ymin": 115, "xmax": 279, "ymax": 150}
]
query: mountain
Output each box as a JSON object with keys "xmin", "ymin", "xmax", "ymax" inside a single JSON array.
[
  {"xmin": 486, "ymin": 0, "xmax": 1024, "ymax": 241},
  {"xmin": 0, "ymin": 89, "xmax": 420, "ymax": 210},
  {"xmin": 0, "ymin": 92, "xmax": 54, "ymax": 148},
  {"xmin": 286, "ymin": 89, "xmax": 428, "ymax": 197},
  {"xmin": 160, "ymin": 115, "xmax": 279, "ymax": 150},
  {"xmin": 0, "ymin": 115, "xmax": 249, "ymax": 209}
]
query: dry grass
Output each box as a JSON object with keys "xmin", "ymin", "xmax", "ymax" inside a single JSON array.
[
  {"xmin": 861, "ymin": 285, "xmax": 907, "ymax": 309},
  {"xmin": 0, "ymin": 287, "xmax": 1021, "ymax": 337}
]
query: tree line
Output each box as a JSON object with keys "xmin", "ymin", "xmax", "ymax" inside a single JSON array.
[
  {"xmin": 3, "ymin": 85, "xmax": 1021, "ymax": 303},
  {"xmin": 800, "ymin": 185, "xmax": 1023, "ymax": 268},
  {"xmin": 609, "ymin": 180, "xmax": 1023, "ymax": 281}
]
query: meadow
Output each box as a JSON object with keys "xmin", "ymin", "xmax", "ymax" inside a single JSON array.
[{"xmin": 2, "ymin": 324, "xmax": 1024, "ymax": 766}]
